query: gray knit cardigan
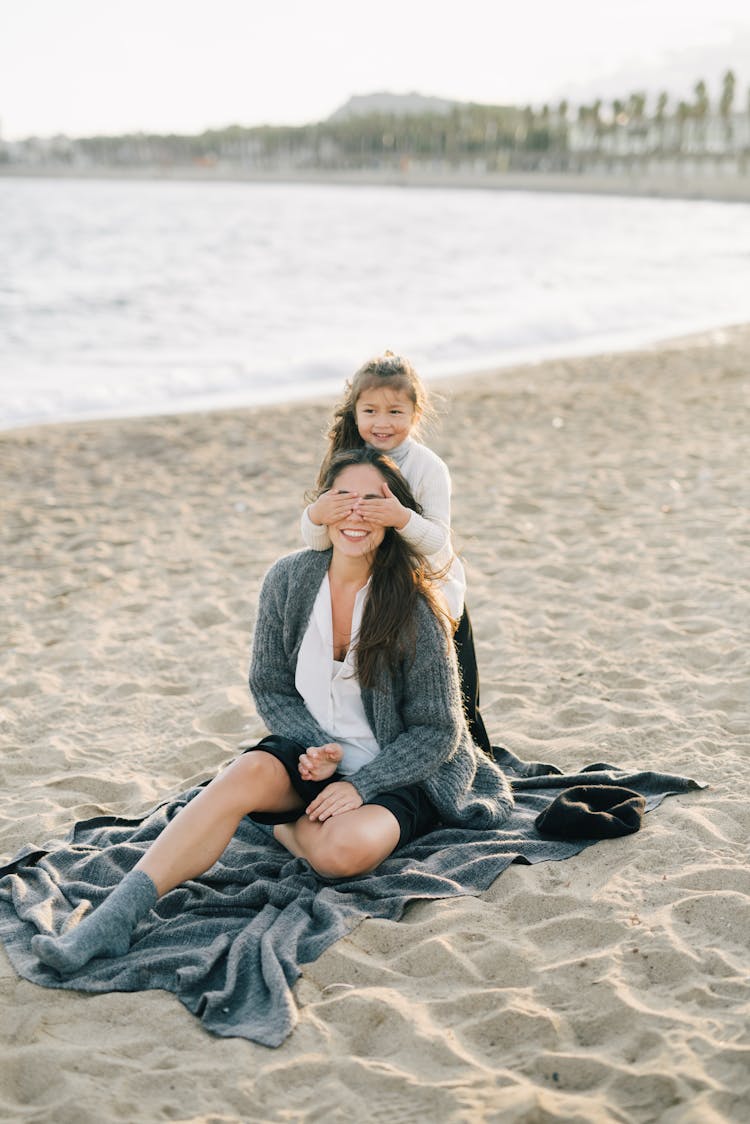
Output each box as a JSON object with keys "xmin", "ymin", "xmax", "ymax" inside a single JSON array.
[{"xmin": 248, "ymin": 549, "xmax": 514, "ymax": 830}]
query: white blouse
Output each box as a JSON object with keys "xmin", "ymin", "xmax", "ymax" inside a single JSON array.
[{"xmin": 294, "ymin": 573, "xmax": 380, "ymax": 776}]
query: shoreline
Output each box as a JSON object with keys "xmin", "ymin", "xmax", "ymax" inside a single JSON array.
[
  {"xmin": 3, "ymin": 320, "xmax": 748, "ymax": 438},
  {"xmin": 2, "ymin": 327, "xmax": 749, "ymax": 1121},
  {"xmin": 3, "ymin": 163, "xmax": 750, "ymax": 203}
]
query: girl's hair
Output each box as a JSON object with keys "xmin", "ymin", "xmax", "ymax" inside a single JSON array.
[
  {"xmin": 316, "ymin": 351, "xmax": 435, "ymax": 490},
  {"xmin": 316, "ymin": 446, "xmax": 453, "ymax": 689}
]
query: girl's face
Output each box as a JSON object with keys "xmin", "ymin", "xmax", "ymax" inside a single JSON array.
[
  {"xmin": 354, "ymin": 385, "xmax": 418, "ymax": 452},
  {"xmin": 327, "ymin": 464, "xmax": 387, "ymax": 560}
]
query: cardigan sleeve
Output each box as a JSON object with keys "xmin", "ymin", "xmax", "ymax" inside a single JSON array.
[
  {"xmin": 347, "ymin": 602, "xmax": 466, "ymax": 802},
  {"xmin": 248, "ymin": 560, "xmax": 332, "ymax": 749},
  {"xmin": 300, "ymin": 505, "xmax": 332, "ymax": 551}
]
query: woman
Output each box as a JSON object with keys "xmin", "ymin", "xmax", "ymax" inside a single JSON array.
[{"xmin": 32, "ymin": 448, "xmax": 513, "ymax": 977}]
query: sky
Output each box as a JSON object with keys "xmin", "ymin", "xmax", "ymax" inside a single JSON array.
[{"xmin": 1, "ymin": 0, "xmax": 750, "ymax": 139}]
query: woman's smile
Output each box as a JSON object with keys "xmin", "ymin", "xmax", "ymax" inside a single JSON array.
[{"xmin": 332, "ymin": 519, "xmax": 382, "ymax": 552}]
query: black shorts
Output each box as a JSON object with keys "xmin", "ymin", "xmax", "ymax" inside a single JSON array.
[{"xmin": 245, "ymin": 734, "xmax": 439, "ymax": 848}]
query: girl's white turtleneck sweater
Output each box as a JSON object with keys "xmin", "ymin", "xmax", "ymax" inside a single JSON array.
[{"xmin": 300, "ymin": 438, "xmax": 466, "ymax": 618}]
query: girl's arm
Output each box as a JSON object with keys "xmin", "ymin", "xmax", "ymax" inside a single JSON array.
[
  {"xmin": 398, "ymin": 508, "xmax": 450, "ymax": 555},
  {"xmin": 300, "ymin": 504, "xmax": 332, "ymax": 550},
  {"xmin": 398, "ymin": 455, "xmax": 453, "ymax": 554}
]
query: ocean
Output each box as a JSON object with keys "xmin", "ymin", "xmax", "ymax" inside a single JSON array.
[{"xmin": 2, "ymin": 175, "xmax": 749, "ymax": 430}]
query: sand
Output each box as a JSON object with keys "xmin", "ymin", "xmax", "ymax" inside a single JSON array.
[
  {"xmin": 5, "ymin": 165, "xmax": 750, "ymax": 204},
  {"xmin": 1, "ymin": 326, "xmax": 749, "ymax": 1123}
]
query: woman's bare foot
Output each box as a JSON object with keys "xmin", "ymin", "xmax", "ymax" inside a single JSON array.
[{"xmin": 298, "ymin": 743, "xmax": 343, "ymax": 782}]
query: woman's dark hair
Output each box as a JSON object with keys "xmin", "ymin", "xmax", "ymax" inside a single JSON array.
[
  {"xmin": 316, "ymin": 447, "xmax": 453, "ymax": 689},
  {"xmin": 316, "ymin": 351, "xmax": 435, "ymax": 490}
]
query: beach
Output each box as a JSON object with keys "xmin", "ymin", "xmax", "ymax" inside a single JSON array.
[
  {"xmin": 1, "ymin": 327, "xmax": 749, "ymax": 1122},
  {"xmin": 4, "ymin": 164, "xmax": 750, "ymax": 205}
]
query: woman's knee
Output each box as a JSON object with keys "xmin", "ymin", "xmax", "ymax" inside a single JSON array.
[
  {"xmin": 215, "ymin": 751, "xmax": 290, "ymax": 810},
  {"xmin": 303, "ymin": 815, "xmax": 399, "ymax": 879},
  {"xmin": 307, "ymin": 837, "xmax": 364, "ymax": 879}
]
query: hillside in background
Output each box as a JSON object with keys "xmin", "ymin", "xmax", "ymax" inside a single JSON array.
[{"xmin": 328, "ymin": 91, "xmax": 458, "ymax": 120}]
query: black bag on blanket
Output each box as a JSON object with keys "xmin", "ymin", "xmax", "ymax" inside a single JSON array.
[{"xmin": 534, "ymin": 785, "xmax": 646, "ymax": 840}]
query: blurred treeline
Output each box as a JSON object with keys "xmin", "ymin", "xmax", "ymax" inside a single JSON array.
[{"xmin": 3, "ymin": 71, "xmax": 748, "ymax": 171}]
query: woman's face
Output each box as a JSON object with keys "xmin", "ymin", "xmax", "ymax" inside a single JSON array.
[{"xmin": 327, "ymin": 463, "xmax": 388, "ymax": 560}]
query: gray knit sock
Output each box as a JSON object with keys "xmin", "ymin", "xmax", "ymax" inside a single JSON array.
[{"xmin": 31, "ymin": 869, "xmax": 158, "ymax": 975}]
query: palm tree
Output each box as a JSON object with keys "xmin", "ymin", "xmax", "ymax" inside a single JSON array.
[
  {"xmin": 555, "ymin": 100, "xmax": 569, "ymax": 164},
  {"xmin": 676, "ymin": 100, "xmax": 691, "ymax": 152},
  {"xmin": 655, "ymin": 91, "xmax": 669, "ymax": 153},
  {"xmin": 628, "ymin": 92, "xmax": 647, "ymax": 125},
  {"xmin": 693, "ymin": 79, "xmax": 709, "ymax": 113},
  {"xmin": 719, "ymin": 69, "xmax": 736, "ymax": 144},
  {"xmin": 591, "ymin": 99, "xmax": 603, "ymax": 155},
  {"xmin": 693, "ymin": 80, "xmax": 709, "ymax": 150}
]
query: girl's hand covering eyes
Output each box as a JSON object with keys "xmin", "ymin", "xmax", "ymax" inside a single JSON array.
[
  {"xmin": 309, "ymin": 489, "xmax": 358, "ymax": 527},
  {"xmin": 351, "ymin": 481, "xmax": 410, "ymax": 530}
]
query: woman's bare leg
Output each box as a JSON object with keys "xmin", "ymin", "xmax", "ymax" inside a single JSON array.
[
  {"xmin": 32, "ymin": 751, "xmax": 302, "ymax": 974},
  {"xmin": 136, "ymin": 751, "xmax": 303, "ymax": 895},
  {"xmin": 274, "ymin": 805, "xmax": 401, "ymax": 879}
]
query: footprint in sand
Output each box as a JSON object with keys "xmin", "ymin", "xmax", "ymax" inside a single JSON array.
[
  {"xmin": 194, "ymin": 707, "xmax": 250, "ymax": 736},
  {"xmin": 554, "ymin": 703, "xmax": 607, "ymax": 729},
  {"xmin": 190, "ymin": 606, "xmax": 230, "ymax": 629},
  {"xmin": 669, "ymin": 891, "xmax": 750, "ymax": 950}
]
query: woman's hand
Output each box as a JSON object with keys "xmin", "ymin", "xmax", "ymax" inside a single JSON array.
[
  {"xmin": 299, "ymin": 743, "xmax": 343, "ymax": 781},
  {"xmin": 353, "ymin": 482, "xmax": 410, "ymax": 530},
  {"xmin": 308, "ymin": 490, "xmax": 358, "ymax": 527},
  {"xmin": 306, "ymin": 781, "xmax": 363, "ymax": 822}
]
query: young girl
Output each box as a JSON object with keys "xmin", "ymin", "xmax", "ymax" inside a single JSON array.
[{"xmin": 301, "ymin": 351, "xmax": 492, "ymax": 754}]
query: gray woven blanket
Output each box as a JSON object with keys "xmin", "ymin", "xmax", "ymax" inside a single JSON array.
[{"xmin": 0, "ymin": 749, "xmax": 704, "ymax": 1047}]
